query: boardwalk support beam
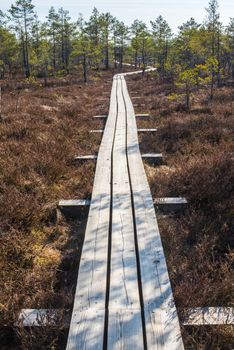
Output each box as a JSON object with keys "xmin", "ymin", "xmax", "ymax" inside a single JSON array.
[
  {"xmin": 58, "ymin": 199, "xmax": 91, "ymax": 218},
  {"xmin": 58, "ymin": 197, "xmax": 187, "ymax": 218},
  {"xmin": 90, "ymin": 129, "xmax": 158, "ymax": 134},
  {"xmin": 93, "ymin": 115, "xmax": 107, "ymax": 119},
  {"xmin": 89, "ymin": 129, "xmax": 104, "ymax": 133},
  {"xmin": 142, "ymin": 153, "xmax": 163, "ymax": 165},
  {"xmin": 154, "ymin": 197, "xmax": 188, "ymax": 213},
  {"xmin": 138, "ymin": 128, "xmax": 157, "ymax": 133},
  {"xmin": 17, "ymin": 307, "xmax": 234, "ymax": 327},
  {"xmin": 74, "ymin": 155, "xmax": 97, "ymax": 162}
]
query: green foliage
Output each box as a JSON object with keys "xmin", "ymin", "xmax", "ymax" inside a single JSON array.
[{"xmin": 0, "ymin": 0, "xmax": 233, "ymax": 83}]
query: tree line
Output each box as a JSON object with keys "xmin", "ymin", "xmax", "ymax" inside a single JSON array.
[{"xmin": 0, "ymin": 0, "xmax": 233, "ymax": 101}]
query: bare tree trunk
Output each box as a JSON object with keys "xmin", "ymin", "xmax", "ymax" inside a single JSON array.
[
  {"xmin": 83, "ymin": 55, "xmax": 87, "ymax": 83},
  {"xmin": 217, "ymin": 25, "xmax": 221, "ymax": 87},
  {"xmin": 105, "ymin": 33, "xmax": 109, "ymax": 70},
  {"xmin": 24, "ymin": 9, "xmax": 30, "ymax": 78},
  {"xmin": 186, "ymin": 88, "xmax": 190, "ymax": 111},
  {"xmin": 0, "ymin": 86, "xmax": 2, "ymax": 118},
  {"xmin": 211, "ymin": 72, "xmax": 214, "ymax": 100}
]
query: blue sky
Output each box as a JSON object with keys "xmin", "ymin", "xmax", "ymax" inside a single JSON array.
[{"xmin": 1, "ymin": 0, "xmax": 233, "ymax": 32}]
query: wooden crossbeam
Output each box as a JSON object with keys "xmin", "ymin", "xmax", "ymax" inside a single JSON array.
[
  {"xmin": 135, "ymin": 113, "xmax": 150, "ymax": 119},
  {"xmin": 183, "ymin": 307, "xmax": 234, "ymax": 326},
  {"xmin": 58, "ymin": 199, "xmax": 91, "ymax": 218},
  {"xmin": 89, "ymin": 129, "xmax": 104, "ymax": 133},
  {"xmin": 142, "ymin": 153, "xmax": 163, "ymax": 165},
  {"xmin": 154, "ymin": 197, "xmax": 188, "ymax": 213},
  {"xmin": 90, "ymin": 128, "xmax": 158, "ymax": 134},
  {"xmin": 58, "ymin": 197, "xmax": 187, "ymax": 218},
  {"xmin": 138, "ymin": 128, "xmax": 158, "ymax": 132},
  {"xmin": 16, "ymin": 309, "xmax": 69, "ymax": 327},
  {"xmin": 93, "ymin": 115, "xmax": 108, "ymax": 119},
  {"xmin": 17, "ymin": 307, "xmax": 234, "ymax": 327},
  {"xmin": 74, "ymin": 155, "xmax": 98, "ymax": 161}
]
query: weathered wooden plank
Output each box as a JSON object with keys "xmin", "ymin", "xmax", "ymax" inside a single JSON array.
[
  {"xmin": 67, "ymin": 309, "xmax": 105, "ymax": 350},
  {"xmin": 183, "ymin": 307, "xmax": 234, "ymax": 326},
  {"xmin": 122, "ymin": 77, "xmax": 184, "ymax": 349},
  {"xmin": 108, "ymin": 309, "xmax": 144, "ymax": 349},
  {"xmin": 66, "ymin": 78, "xmax": 119, "ymax": 349},
  {"xmin": 107, "ymin": 76, "xmax": 144, "ymax": 346}
]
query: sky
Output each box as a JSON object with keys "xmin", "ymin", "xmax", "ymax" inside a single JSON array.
[{"xmin": 1, "ymin": 0, "xmax": 233, "ymax": 32}]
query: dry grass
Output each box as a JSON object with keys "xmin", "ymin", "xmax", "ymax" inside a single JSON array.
[
  {"xmin": 0, "ymin": 70, "xmax": 113, "ymax": 349},
  {"xmin": 0, "ymin": 68, "xmax": 233, "ymax": 349},
  {"xmin": 127, "ymin": 73, "xmax": 234, "ymax": 349}
]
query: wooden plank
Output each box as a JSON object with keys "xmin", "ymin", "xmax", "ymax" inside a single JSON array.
[
  {"xmin": 66, "ymin": 78, "xmax": 119, "ymax": 349},
  {"xmin": 67, "ymin": 309, "xmax": 105, "ymax": 350},
  {"xmin": 108, "ymin": 309, "xmax": 144, "ymax": 350},
  {"xmin": 107, "ymin": 76, "xmax": 144, "ymax": 347},
  {"xmin": 183, "ymin": 307, "xmax": 234, "ymax": 326},
  {"xmin": 122, "ymin": 77, "xmax": 184, "ymax": 349}
]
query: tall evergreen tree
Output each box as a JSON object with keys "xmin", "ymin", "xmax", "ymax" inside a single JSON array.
[
  {"xmin": 99, "ymin": 12, "xmax": 115, "ymax": 69},
  {"xmin": 46, "ymin": 7, "xmax": 60, "ymax": 72},
  {"xmin": 151, "ymin": 15, "xmax": 172, "ymax": 72},
  {"xmin": 206, "ymin": 0, "xmax": 220, "ymax": 95},
  {"xmin": 131, "ymin": 20, "xmax": 147, "ymax": 68},
  {"xmin": 226, "ymin": 18, "xmax": 234, "ymax": 79},
  {"xmin": 9, "ymin": 0, "xmax": 35, "ymax": 77},
  {"xmin": 113, "ymin": 20, "xmax": 129, "ymax": 68}
]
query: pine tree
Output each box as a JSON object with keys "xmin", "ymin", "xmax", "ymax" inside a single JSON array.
[
  {"xmin": 9, "ymin": 0, "xmax": 35, "ymax": 78},
  {"xmin": 131, "ymin": 20, "xmax": 145, "ymax": 68},
  {"xmin": 71, "ymin": 15, "xmax": 93, "ymax": 82},
  {"xmin": 113, "ymin": 20, "xmax": 129, "ymax": 68},
  {"xmin": 46, "ymin": 7, "xmax": 60, "ymax": 72},
  {"xmin": 151, "ymin": 15, "xmax": 172, "ymax": 73},
  {"xmin": 99, "ymin": 12, "xmax": 115, "ymax": 69},
  {"xmin": 226, "ymin": 18, "xmax": 234, "ymax": 79},
  {"xmin": 57, "ymin": 8, "xmax": 75, "ymax": 73},
  {"xmin": 206, "ymin": 0, "xmax": 220, "ymax": 97}
]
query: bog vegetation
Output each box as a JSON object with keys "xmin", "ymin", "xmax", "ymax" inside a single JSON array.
[{"xmin": 0, "ymin": 0, "xmax": 233, "ymax": 349}]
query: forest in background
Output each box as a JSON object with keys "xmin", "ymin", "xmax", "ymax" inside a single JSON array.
[{"xmin": 0, "ymin": 0, "xmax": 234, "ymax": 102}]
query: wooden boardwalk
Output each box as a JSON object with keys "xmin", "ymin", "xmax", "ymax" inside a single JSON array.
[{"xmin": 66, "ymin": 72, "xmax": 184, "ymax": 349}]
